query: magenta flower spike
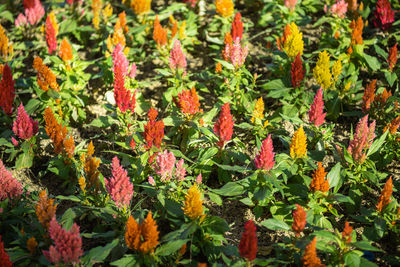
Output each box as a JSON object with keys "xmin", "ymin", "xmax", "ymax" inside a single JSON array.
[
  {"xmin": 169, "ymin": 40, "xmax": 187, "ymax": 72},
  {"xmin": 13, "ymin": 104, "xmax": 39, "ymax": 140},
  {"xmin": 309, "ymin": 88, "xmax": 326, "ymax": 127},
  {"xmin": 155, "ymin": 150, "xmax": 176, "ymax": 182},
  {"xmin": 254, "ymin": 134, "xmax": 276, "ymax": 171},
  {"xmin": 347, "ymin": 115, "xmax": 376, "ymax": 164},
  {"xmin": 0, "ymin": 158, "xmax": 23, "ymax": 201}
]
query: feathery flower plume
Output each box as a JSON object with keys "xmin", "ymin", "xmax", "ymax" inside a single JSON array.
[
  {"xmin": 174, "ymin": 87, "xmax": 201, "ymax": 116},
  {"xmin": 169, "ymin": 40, "xmax": 187, "ymax": 72},
  {"xmin": 102, "ymin": 3, "xmax": 113, "ymax": 21},
  {"xmin": 362, "ymin": 80, "xmax": 376, "ymax": 113},
  {"xmin": 214, "ymin": 103, "xmax": 234, "ymax": 148},
  {"xmin": 224, "ymin": 37, "xmax": 248, "ymax": 69},
  {"xmin": 27, "ymin": 237, "xmax": 37, "ymax": 255},
  {"xmin": 0, "ymin": 64, "xmax": 15, "ymax": 115},
  {"xmin": 118, "ymin": 12, "xmax": 129, "ymax": 33},
  {"xmin": 377, "ymin": 177, "xmax": 393, "ymax": 212},
  {"xmin": 309, "ymin": 88, "xmax": 326, "ymax": 127},
  {"xmin": 251, "ymin": 97, "xmax": 264, "ymax": 123},
  {"xmin": 284, "ymin": 0, "xmax": 297, "ymax": 12},
  {"xmin": 347, "ymin": 115, "xmax": 375, "ymax": 164},
  {"xmin": 350, "ymin": 17, "xmax": 363, "ymax": 46},
  {"xmin": 255, "ymin": 134, "xmax": 275, "ymax": 171},
  {"xmin": 231, "ymin": 13, "xmax": 243, "ymax": 41},
  {"xmin": 276, "ymin": 24, "xmax": 291, "ymax": 51},
  {"xmin": 17, "ymin": 0, "xmax": 45, "ymax": 26},
  {"xmin": 330, "ymin": 0, "xmax": 348, "ymax": 18},
  {"xmin": 0, "ymin": 158, "xmax": 23, "ymax": 201},
  {"xmin": 78, "ymin": 176, "xmax": 86, "ymax": 192},
  {"xmin": 91, "ymin": 0, "xmax": 102, "ymax": 30},
  {"xmin": 373, "ymin": 0, "xmax": 395, "ymax": 30},
  {"xmin": 143, "ymin": 108, "xmax": 165, "ymax": 149},
  {"xmin": 283, "ymin": 22, "xmax": 304, "ymax": 58},
  {"xmin": 0, "ymin": 24, "xmax": 13, "ymax": 61},
  {"xmin": 386, "ymin": 116, "xmax": 400, "ymax": 135},
  {"xmin": 35, "ymin": 190, "xmax": 57, "ymax": 229},
  {"xmin": 155, "ymin": 150, "xmax": 176, "ymax": 182},
  {"xmin": 148, "ymin": 176, "xmax": 156, "ymax": 186},
  {"xmin": 183, "ymin": 184, "xmax": 204, "ymax": 220},
  {"xmin": 342, "ymin": 221, "xmax": 353, "ymax": 243},
  {"xmin": 33, "ymin": 57, "xmax": 59, "ymax": 92},
  {"xmin": 125, "ymin": 211, "xmax": 159, "ymax": 253},
  {"xmin": 302, "ymin": 237, "xmax": 325, "ymax": 267},
  {"xmin": 45, "ymin": 14, "xmax": 58, "ymax": 54},
  {"xmin": 66, "ymin": 0, "xmax": 82, "ymax": 4},
  {"xmin": 292, "ymin": 204, "xmax": 306, "ymax": 236},
  {"xmin": 106, "ymin": 157, "xmax": 134, "ymax": 208},
  {"xmin": 44, "ymin": 217, "xmax": 83, "ymax": 265},
  {"xmin": 388, "ymin": 43, "xmax": 398, "ymax": 72},
  {"xmin": 310, "ymin": 162, "xmax": 329, "ymax": 193},
  {"xmin": 313, "ymin": 51, "xmax": 332, "ymax": 90},
  {"xmin": 175, "ymin": 159, "xmax": 186, "ymax": 182},
  {"xmin": 346, "ymin": 0, "xmax": 358, "ymax": 14},
  {"xmin": 169, "ymin": 16, "xmax": 178, "ymax": 39},
  {"xmin": 196, "ymin": 173, "xmax": 202, "ymax": 184},
  {"xmin": 215, "ymin": 0, "xmax": 234, "ymax": 17},
  {"xmin": 13, "ymin": 104, "xmax": 39, "ymax": 140},
  {"xmin": 44, "ymin": 107, "xmax": 69, "ymax": 155},
  {"xmin": 291, "ymin": 53, "xmax": 304, "ymax": 88},
  {"xmin": 83, "ymin": 141, "xmax": 101, "ymax": 189},
  {"xmin": 15, "ymin": 14, "xmax": 28, "ymax": 27},
  {"xmin": 0, "ymin": 236, "xmax": 12, "ymax": 267},
  {"xmin": 332, "ymin": 59, "xmax": 342, "ymax": 83},
  {"xmin": 153, "ymin": 16, "xmax": 168, "ymax": 47},
  {"xmin": 290, "ymin": 126, "xmax": 307, "ymax": 159},
  {"xmin": 106, "ymin": 20, "xmax": 127, "ymax": 57},
  {"xmin": 131, "ymin": 0, "xmax": 152, "ymax": 15},
  {"xmin": 238, "ymin": 220, "xmax": 257, "ymax": 262},
  {"xmin": 59, "ymin": 38, "xmax": 73, "ymax": 63}
]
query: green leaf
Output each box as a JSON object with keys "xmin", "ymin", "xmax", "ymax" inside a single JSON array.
[
  {"xmin": 374, "ymin": 217, "xmax": 386, "ymax": 238},
  {"xmin": 15, "ymin": 151, "xmax": 33, "ymax": 169},
  {"xmin": 363, "ymin": 54, "xmax": 381, "ymax": 71},
  {"xmin": 367, "ymin": 129, "xmax": 388, "ymax": 157},
  {"xmin": 214, "ymin": 162, "xmax": 248, "ymax": 172},
  {"xmin": 260, "ymin": 218, "xmax": 290, "ymax": 231},
  {"xmin": 56, "ymin": 195, "xmax": 81, "ymax": 202},
  {"xmin": 262, "ymin": 79, "xmax": 285, "ymax": 90},
  {"xmin": 211, "ymin": 182, "xmax": 245, "ymax": 196},
  {"xmin": 327, "ymin": 163, "xmax": 341, "ymax": 189},
  {"xmin": 89, "ymin": 116, "xmax": 115, "ymax": 128},
  {"xmin": 60, "ymin": 208, "xmax": 77, "ymax": 230},
  {"xmin": 215, "ymin": 59, "xmax": 234, "ymax": 70},
  {"xmin": 85, "ymin": 239, "xmax": 119, "ymax": 263},
  {"xmin": 207, "ymin": 192, "xmax": 222, "ymax": 205},
  {"xmin": 156, "ymin": 239, "xmax": 189, "ymax": 256},
  {"xmin": 110, "ymin": 255, "xmax": 137, "ymax": 266},
  {"xmin": 384, "ymin": 71, "xmax": 397, "ymax": 87},
  {"xmin": 344, "ymin": 251, "xmax": 362, "ymax": 267},
  {"xmin": 353, "ymin": 241, "xmax": 383, "ymax": 252}
]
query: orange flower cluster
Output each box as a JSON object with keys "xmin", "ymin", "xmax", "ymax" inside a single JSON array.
[
  {"xmin": 174, "ymin": 87, "xmax": 202, "ymax": 116},
  {"xmin": 215, "ymin": 0, "xmax": 234, "ymax": 17},
  {"xmin": 377, "ymin": 177, "xmax": 393, "ymax": 212},
  {"xmin": 309, "ymin": 162, "xmax": 329, "ymax": 193},
  {"xmin": 153, "ymin": 16, "xmax": 168, "ymax": 47},
  {"xmin": 35, "ymin": 190, "xmax": 58, "ymax": 230},
  {"xmin": 131, "ymin": 0, "xmax": 151, "ymax": 15},
  {"xmin": 349, "ymin": 16, "xmax": 363, "ymax": 46},
  {"xmin": 44, "ymin": 107, "xmax": 74, "ymax": 158},
  {"xmin": 106, "ymin": 20, "xmax": 127, "ymax": 57},
  {"xmin": 33, "ymin": 57, "xmax": 59, "ymax": 92},
  {"xmin": 83, "ymin": 141, "xmax": 101, "ymax": 190},
  {"xmin": 385, "ymin": 116, "xmax": 400, "ymax": 135},
  {"xmin": 302, "ymin": 237, "xmax": 325, "ymax": 267},
  {"xmin": 0, "ymin": 23, "xmax": 13, "ymax": 61},
  {"xmin": 27, "ymin": 237, "xmax": 37, "ymax": 255},
  {"xmin": 125, "ymin": 211, "xmax": 159, "ymax": 254},
  {"xmin": 119, "ymin": 12, "xmax": 129, "ymax": 33},
  {"xmin": 59, "ymin": 38, "xmax": 73, "ymax": 62},
  {"xmin": 292, "ymin": 204, "xmax": 306, "ymax": 236},
  {"xmin": 361, "ymin": 80, "xmax": 376, "ymax": 113},
  {"xmin": 342, "ymin": 221, "xmax": 353, "ymax": 243},
  {"xmin": 276, "ymin": 24, "xmax": 291, "ymax": 51},
  {"xmin": 374, "ymin": 88, "xmax": 392, "ymax": 107}
]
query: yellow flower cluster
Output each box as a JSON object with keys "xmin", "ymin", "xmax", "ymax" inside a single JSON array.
[
  {"xmin": 106, "ymin": 19, "xmax": 128, "ymax": 57},
  {"xmin": 102, "ymin": 3, "xmax": 113, "ymax": 22},
  {"xmin": 215, "ymin": 0, "xmax": 234, "ymax": 17},
  {"xmin": 290, "ymin": 126, "xmax": 307, "ymax": 159},
  {"xmin": 92, "ymin": 0, "xmax": 102, "ymax": 30},
  {"xmin": 332, "ymin": 58, "xmax": 342, "ymax": 83},
  {"xmin": 131, "ymin": 0, "xmax": 152, "ymax": 15},
  {"xmin": 313, "ymin": 51, "xmax": 343, "ymax": 90},
  {"xmin": 251, "ymin": 97, "xmax": 264, "ymax": 123},
  {"xmin": 0, "ymin": 23, "xmax": 13, "ymax": 61},
  {"xmin": 183, "ymin": 184, "xmax": 204, "ymax": 220},
  {"xmin": 283, "ymin": 23, "xmax": 303, "ymax": 59}
]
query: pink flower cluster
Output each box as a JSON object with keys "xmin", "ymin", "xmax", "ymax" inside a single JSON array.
[
  {"xmin": 254, "ymin": 134, "xmax": 275, "ymax": 171},
  {"xmin": 112, "ymin": 44, "xmax": 136, "ymax": 113},
  {"xmin": 0, "ymin": 158, "xmax": 23, "ymax": 201},
  {"xmin": 284, "ymin": 0, "xmax": 297, "ymax": 12},
  {"xmin": 330, "ymin": 0, "xmax": 348, "ymax": 18},
  {"xmin": 175, "ymin": 159, "xmax": 186, "ymax": 182},
  {"xmin": 169, "ymin": 40, "xmax": 187, "ymax": 72},
  {"xmin": 13, "ymin": 104, "xmax": 39, "ymax": 141},
  {"xmin": 347, "ymin": 115, "xmax": 376, "ymax": 164},
  {"xmin": 154, "ymin": 150, "xmax": 187, "ymax": 182},
  {"xmin": 105, "ymin": 157, "xmax": 134, "ymax": 208},
  {"xmin": 309, "ymin": 88, "xmax": 326, "ymax": 127},
  {"xmin": 43, "ymin": 217, "xmax": 83, "ymax": 265},
  {"xmin": 224, "ymin": 38, "xmax": 248, "ymax": 69},
  {"xmin": 0, "ymin": 65, "xmax": 15, "ymax": 115},
  {"xmin": 15, "ymin": 0, "xmax": 45, "ymax": 27}
]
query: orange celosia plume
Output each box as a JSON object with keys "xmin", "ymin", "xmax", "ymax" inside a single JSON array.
[
  {"xmin": 377, "ymin": 177, "xmax": 393, "ymax": 212},
  {"xmin": 125, "ymin": 211, "xmax": 159, "ymax": 254},
  {"xmin": 33, "ymin": 57, "xmax": 59, "ymax": 92},
  {"xmin": 35, "ymin": 190, "xmax": 58, "ymax": 230},
  {"xmin": 350, "ymin": 16, "xmax": 363, "ymax": 46},
  {"xmin": 44, "ymin": 107, "xmax": 68, "ymax": 155},
  {"xmin": 362, "ymin": 80, "xmax": 376, "ymax": 113},
  {"xmin": 215, "ymin": 0, "xmax": 234, "ymax": 17},
  {"xmin": 59, "ymin": 38, "xmax": 73, "ymax": 62},
  {"xmin": 153, "ymin": 15, "xmax": 168, "ymax": 47},
  {"xmin": 302, "ymin": 237, "xmax": 325, "ymax": 267},
  {"xmin": 342, "ymin": 221, "xmax": 353, "ymax": 243},
  {"xmin": 309, "ymin": 162, "xmax": 329, "ymax": 193},
  {"xmin": 83, "ymin": 141, "xmax": 101, "ymax": 190}
]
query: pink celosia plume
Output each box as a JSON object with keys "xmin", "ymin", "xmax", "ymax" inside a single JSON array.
[
  {"xmin": 224, "ymin": 38, "xmax": 248, "ymax": 69},
  {"xmin": 330, "ymin": 0, "xmax": 348, "ymax": 18},
  {"xmin": 155, "ymin": 150, "xmax": 176, "ymax": 182},
  {"xmin": 105, "ymin": 157, "xmax": 134, "ymax": 208},
  {"xmin": 169, "ymin": 40, "xmax": 187, "ymax": 72},
  {"xmin": 13, "ymin": 104, "xmax": 39, "ymax": 140},
  {"xmin": 309, "ymin": 88, "xmax": 326, "ymax": 127},
  {"xmin": 16, "ymin": 0, "xmax": 45, "ymax": 26},
  {"xmin": 0, "ymin": 158, "xmax": 23, "ymax": 201},
  {"xmin": 196, "ymin": 173, "xmax": 202, "ymax": 184},
  {"xmin": 46, "ymin": 16, "xmax": 57, "ymax": 54},
  {"xmin": 0, "ymin": 65, "xmax": 15, "ymax": 115},
  {"xmin": 15, "ymin": 14, "xmax": 28, "ymax": 27},
  {"xmin": 175, "ymin": 159, "xmax": 186, "ymax": 182},
  {"xmin": 347, "ymin": 115, "xmax": 376, "ymax": 164},
  {"xmin": 254, "ymin": 134, "xmax": 275, "ymax": 171},
  {"xmin": 284, "ymin": 0, "xmax": 297, "ymax": 12}
]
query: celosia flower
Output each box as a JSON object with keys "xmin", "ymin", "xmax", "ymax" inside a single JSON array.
[
  {"xmin": 388, "ymin": 43, "xmax": 398, "ymax": 72},
  {"xmin": 78, "ymin": 176, "xmax": 86, "ymax": 192},
  {"xmin": 35, "ymin": 190, "xmax": 57, "ymax": 229},
  {"xmin": 125, "ymin": 212, "xmax": 159, "ymax": 254},
  {"xmin": 148, "ymin": 176, "xmax": 156, "ymax": 186},
  {"xmin": 215, "ymin": 0, "xmax": 234, "ymax": 17},
  {"xmin": 251, "ymin": 97, "xmax": 264, "ymax": 123},
  {"xmin": 143, "ymin": 108, "xmax": 165, "ymax": 149},
  {"xmin": 347, "ymin": 115, "xmax": 376, "ymax": 164},
  {"xmin": 33, "ymin": 57, "xmax": 59, "ymax": 91},
  {"xmin": 231, "ymin": 13, "xmax": 243, "ymax": 41},
  {"xmin": 291, "ymin": 53, "xmax": 304, "ymax": 88},
  {"xmin": 313, "ymin": 51, "xmax": 332, "ymax": 90},
  {"xmin": 302, "ymin": 237, "xmax": 324, "ymax": 267},
  {"xmin": 102, "ymin": 3, "xmax": 113, "ymax": 20},
  {"xmin": 254, "ymin": 134, "xmax": 275, "ymax": 171},
  {"xmin": 0, "ymin": 24, "xmax": 13, "ymax": 61},
  {"xmin": 284, "ymin": 0, "xmax": 297, "ymax": 12},
  {"xmin": 196, "ymin": 173, "xmax": 202, "ymax": 184},
  {"xmin": 374, "ymin": 88, "xmax": 391, "ymax": 107},
  {"xmin": 330, "ymin": 0, "xmax": 348, "ymax": 18},
  {"xmin": 283, "ymin": 22, "xmax": 304, "ymax": 58},
  {"xmin": 292, "ymin": 204, "xmax": 306, "ymax": 236},
  {"xmin": 27, "ymin": 237, "xmax": 38, "ymax": 255},
  {"xmin": 376, "ymin": 177, "xmax": 393, "ymax": 212},
  {"xmin": 332, "ymin": 59, "xmax": 342, "ymax": 83},
  {"xmin": 118, "ymin": 12, "xmax": 129, "ymax": 33},
  {"xmin": 238, "ymin": 220, "xmax": 257, "ymax": 262},
  {"xmin": 309, "ymin": 88, "xmax": 326, "ymax": 127},
  {"xmin": 91, "ymin": 0, "xmax": 102, "ymax": 30},
  {"xmin": 0, "ymin": 235, "xmax": 12, "ymax": 267},
  {"xmin": 66, "ymin": 0, "xmax": 82, "ymax": 4},
  {"xmin": 276, "ymin": 24, "xmax": 291, "ymax": 51},
  {"xmin": 43, "ymin": 217, "xmax": 83, "ymax": 264},
  {"xmin": 45, "ymin": 14, "xmax": 58, "ymax": 54},
  {"xmin": 175, "ymin": 159, "xmax": 186, "ymax": 182},
  {"xmin": 153, "ymin": 16, "xmax": 168, "ymax": 47},
  {"xmin": 310, "ymin": 162, "xmax": 329, "ymax": 193},
  {"xmin": 84, "ymin": 141, "xmax": 101, "ymax": 189},
  {"xmin": 350, "ymin": 17, "xmax": 363, "ymax": 45},
  {"xmin": 290, "ymin": 126, "xmax": 307, "ymax": 159},
  {"xmin": 346, "ymin": 0, "xmax": 358, "ymax": 13},
  {"xmin": 0, "ymin": 64, "xmax": 15, "ymax": 115},
  {"xmin": 183, "ymin": 184, "xmax": 204, "ymax": 220},
  {"xmin": 59, "ymin": 38, "xmax": 73, "ymax": 62},
  {"xmin": 214, "ymin": 103, "xmax": 234, "ymax": 148},
  {"xmin": 0, "ymin": 158, "xmax": 23, "ymax": 201},
  {"xmin": 169, "ymin": 40, "xmax": 187, "ymax": 72},
  {"xmin": 13, "ymin": 104, "xmax": 39, "ymax": 140},
  {"xmin": 106, "ymin": 157, "xmax": 134, "ymax": 208},
  {"xmin": 224, "ymin": 38, "xmax": 248, "ymax": 69},
  {"xmin": 373, "ymin": 0, "xmax": 395, "ymax": 30},
  {"xmin": 183, "ymin": 0, "xmax": 197, "ymax": 7},
  {"xmin": 175, "ymin": 87, "xmax": 201, "ymax": 116},
  {"xmin": 44, "ymin": 107, "xmax": 68, "ymax": 155},
  {"xmin": 15, "ymin": 14, "xmax": 28, "ymax": 27},
  {"xmin": 170, "ymin": 16, "xmax": 178, "ymax": 39},
  {"xmin": 362, "ymin": 80, "xmax": 376, "ymax": 113},
  {"xmin": 342, "ymin": 221, "xmax": 353, "ymax": 243},
  {"xmin": 131, "ymin": 0, "xmax": 152, "ymax": 15},
  {"xmin": 17, "ymin": 0, "xmax": 45, "ymax": 26},
  {"xmin": 105, "ymin": 20, "xmax": 127, "ymax": 57},
  {"xmin": 387, "ymin": 116, "xmax": 400, "ymax": 135},
  {"xmin": 154, "ymin": 150, "xmax": 176, "ymax": 182}
]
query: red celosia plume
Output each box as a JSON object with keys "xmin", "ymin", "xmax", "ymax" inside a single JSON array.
[
  {"xmin": 144, "ymin": 108, "xmax": 165, "ymax": 149},
  {"xmin": 13, "ymin": 103, "xmax": 39, "ymax": 140},
  {"xmin": 0, "ymin": 64, "xmax": 15, "ymax": 115},
  {"xmin": 213, "ymin": 103, "xmax": 234, "ymax": 148},
  {"xmin": 254, "ymin": 134, "xmax": 275, "ymax": 171},
  {"xmin": 46, "ymin": 15, "xmax": 57, "ymax": 54},
  {"xmin": 231, "ymin": 13, "xmax": 243, "ymax": 41},
  {"xmin": 174, "ymin": 87, "xmax": 201, "ymax": 116},
  {"xmin": 238, "ymin": 220, "xmax": 257, "ymax": 261},
  {"xmin": 291, "ymin": 53, "xmax": 304, "ymax": 88},
  {"xmin": 292, "ymin": 204, "xmax": 306, "ymax": 236},
  {"xmin": 309, "ymin": 88, "xmax": 326, "ymax": 127},
  {"xmin": 373, "ymin": 0, "xmax": 395, "ymax": 30},
  {"xmin": 0, "ymin": 236, "xmax": 12, "ymax": 267}
]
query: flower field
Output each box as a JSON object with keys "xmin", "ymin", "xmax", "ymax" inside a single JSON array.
[{"xmin": 0, "ymin": 0, "xmax": 400, "ymax": 266}]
